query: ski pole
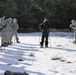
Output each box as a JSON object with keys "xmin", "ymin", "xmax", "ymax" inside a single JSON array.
[
  {"xmin": 49, "ymin": 33, "xmax": 51, "ymax": 47},
  {"xmin": 69, "ymin": 31, "xmax": 74, "ymax": 43}
]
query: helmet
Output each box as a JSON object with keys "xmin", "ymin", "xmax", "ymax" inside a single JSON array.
[
  {"xmin": 8, "ymin": 18, "xmax": 12, "ymax": 21},
  {"xmin": 71, "ymin": 19, "xmax": 75, "ymax": 23},
  {"xmin": 13, "ymin": 18, "xmax": 17, "ymax": 21}
]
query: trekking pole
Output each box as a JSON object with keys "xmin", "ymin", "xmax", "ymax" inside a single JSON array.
[
  {"xmin": 69, "ymin": 30, "xmax": 74, "ymax": 43},
  {"xmin": 39, "ymin": 32, "xmax": 40, "ymax": 45},
  {"xmin": 39, "ymin": 31, "xmax": 42, "ymax": 48},
  {"xmin": 49, "ymin": 35, "xmax": 51, "ymax": 48}
]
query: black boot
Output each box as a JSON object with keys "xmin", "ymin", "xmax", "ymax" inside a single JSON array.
[
  {"xmin": 40, "ymin": 42, "xmax": 43, "ymax": 48},
  {"xmin": 73, "ymin": 41, "xmax": 76, "ymax": 44},
  {"xmin": 17, "ymin": 40, "xmax": 20, "ymax": 43},
  {"xmin": 45, "ymin": 41, "xmax": 48, "ymax": 48},
  {"xmin": 1, "ymin": 43, "xmax": 8, "ymax": 47}
]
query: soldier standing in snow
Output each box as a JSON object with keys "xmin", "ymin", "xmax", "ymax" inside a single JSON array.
[
  {"xmin": 7, "ymin": 18, "xmax": 13, "ymax": 45},
  {"xmin": 0, "ymin": 17, "xmax": 8, "ymax": 47},
  {"xmin": 70, "ymin": 19, "xmax": 76, "ymax": 43},
  {"xmin": 39, "ymin": 18, "xmax": 50, "ymax": 47},
  {"xmin": 12, "ymin": 18, "xmax": 20, "ymax": 43}
]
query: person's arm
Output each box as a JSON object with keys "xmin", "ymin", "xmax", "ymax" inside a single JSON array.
[
  {"xmin": 70, "ymin": 24, "xmax": 75, "ymax": 29},
  {"xmin": 46, "ymin": 21, "xmax": 50, "ymax": 30},
  {"xmin": 15, "ymin": 23, "xmax": 19, "ymax": 30},
  {"xmin": 39, "ymin": 23, "xmax": 43, "ymax": 30},
  {"xmin": 72, "ymin": 26, "xmax": 76, "ymax": 30}
]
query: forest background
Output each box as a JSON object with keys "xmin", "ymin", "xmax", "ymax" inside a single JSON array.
[{"xmin": 0, "ymin": 0, "xmax": 76, "ymax": 32}]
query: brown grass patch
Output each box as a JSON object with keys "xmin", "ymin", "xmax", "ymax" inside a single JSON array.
[
  {"xmin": 60, "ymin": 59, "xmax": 66, "ymax": 62},
  {"xmin": 28, "ymin": 53, "xmax": 35, "ymax": 57},
  {"xmin": 66, "ymin": 61, "xmax": 72, "ymax": 63},
  {"xmin": 7, "ymin": 63, "xmax": 12, "ymax": 65},
  {"xmin": 17, "ymin": 58, "xmax": 23, "ymax": 61},
  {"xmin": 51, "ymin": 57, "xmax": 62, "ymax": 60}
]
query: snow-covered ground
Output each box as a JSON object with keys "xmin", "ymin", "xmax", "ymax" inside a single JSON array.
[{"xmin": 0, "ymin": 32, "xmax": 76, "ymax": 75}]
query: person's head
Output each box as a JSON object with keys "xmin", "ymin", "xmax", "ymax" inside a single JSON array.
[
  {"xmin": 71, "ymin": 19, "xmax": 75, "ymax": 24},
  {"xmin": 43, "ymin": 18, "xmax": 48, "ymax": 23},
  {"xmin": 13, "ymin": 18, "xmax": 17, "ymax": 24},
  {"xmin": 8, "ymin": 18, "xmax": 12, "ymax": 23}
]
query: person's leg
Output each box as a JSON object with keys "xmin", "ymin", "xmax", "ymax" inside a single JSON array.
[
  {"xmin": 1, "ymin": 31, "xmax": 8, "ymax": 47},
  {"xmin": 75, "ymin": 31, "xmax": 76, "ymax": 42},
  {"xmin": 40, "ymin": 35, "xmax": 44, "ymax": 47},
  {"xmin": 8, "ymin": 29, "xmax": 13, "ymax": 44},
  {"xmin": 45, "ymin": 36, "xmax": 48, "ymax": 47},
  {"xmin": 15, "ymin": 30, "xmax": 20, "ymax": 43},
  {"xmin": 5, "ymin": 30, "xmax": 11, "ymax": 45},
  {"xmin": 1, "ymin": 33, "xmax": 4, "ymax": 46},
  {"xmin": 74, "ymin": 31, "xmax": 76, "ymax": 43}
]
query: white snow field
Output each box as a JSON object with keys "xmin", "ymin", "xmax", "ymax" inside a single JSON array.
[{"xmin": 0, "ymin": 32, "xmax": 76, "ymax": 75}]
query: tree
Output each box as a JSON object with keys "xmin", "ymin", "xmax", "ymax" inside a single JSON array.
[
  {"xmin": 0, "ymin": 0, "xmax": 18, "ymax": 18},
  {"xmin": 3, "ymin": 0, "xmax": 76, "ymax": 31}
]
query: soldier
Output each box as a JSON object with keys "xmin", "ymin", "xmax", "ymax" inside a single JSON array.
[
  {"xmin": 70, "ymin": 19, "xmax": 76, "ymax": 43},
  {"xmin": 0, "ymin": 17, "xmax": 8, "ymax": 47},
  {"xmin": 39, "ymin": 18, "xmax": 50, "ymax": 47},
  {"xmin": 12, "ymin": 18, "xmax": 20, "ymax": 43},
  {"xmin": 7, "ymin": 18, "xmax": 13, "ymax": 45}
]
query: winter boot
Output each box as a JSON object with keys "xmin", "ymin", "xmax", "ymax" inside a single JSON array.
[
  {"xmin": 73, "ymin": 41, "xmax": 76, "ymax": 44},
  {"xmin": 17, "ymin": 40, "xmax": 20, "ymax": 43},
  {"xmin": 40, "ymin": 42, "xmax": 43, "ymax": 48},
  {"xmin": 1, "ymin": 43, "xmax": 8, "ymax": 47},
  {"xmin": 45, "ymin": 41, "xmax": 48, "ymax": 48}
]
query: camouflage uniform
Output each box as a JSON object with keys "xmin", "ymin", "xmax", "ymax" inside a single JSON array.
[
  {"xmin": 0, "ymin": 18, "xmax": 8, "ymax": 47},
  {"xmin": 70, "ymin": 20, "xmax": 76, "ymax": 43},
  {"xmin": 0, "ymin": 18, "xmax": 3, "ymax": 31},
  {"xmin": 7, "ymin": 18, "xmax": 13, "ymax": 44},
  {"xmin": 12, "ymin": 18, "xmax": 20, "ymax": 43}
]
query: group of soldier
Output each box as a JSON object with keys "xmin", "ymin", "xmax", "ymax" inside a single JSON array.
[
  {"xmin": 0, "ymin": 16, "xmax": 20, "ymax": 47},
  {"xmin": 0, "ymin": 16, "xmax": 76, "ymax": 48},
  {"xmin": 39, "ymin": 18, "xmax": 76, "ymax": 48}
]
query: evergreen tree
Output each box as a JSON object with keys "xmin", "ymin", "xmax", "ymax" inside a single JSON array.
[
  {"xmin": 1, "ymin": 0, "xmax": 76, "ymax": 30},
  {"xmin": 0, "ymin": 0, "xmax": 18, "ymax": 18}
]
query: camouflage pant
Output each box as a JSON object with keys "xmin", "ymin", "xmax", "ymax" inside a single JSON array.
[
  {"xmin": 74, "ymin": 31, "xmax": 76, "ymax": 41},
  {"xmin": 1, "ymin": 29, "xmax": 8, "ymax": 44},
  {"xmin": 12, "ymin": 30, "xmax": 19, "ymax": 41}
]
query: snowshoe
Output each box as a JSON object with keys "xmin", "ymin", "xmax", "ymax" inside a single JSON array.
[{"xmin": 40, "ymin": 42, "xmax": 43, "ymax": 48}]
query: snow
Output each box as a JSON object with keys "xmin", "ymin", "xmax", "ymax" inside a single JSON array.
[{"xmin": 0, "ymin": 32, "xmax": 76, "ymax": 75}]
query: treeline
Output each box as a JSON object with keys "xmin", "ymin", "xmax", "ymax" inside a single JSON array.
[{"xmin": 0, "ymin": 0, "xmax": 76, "ymax": 31}]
